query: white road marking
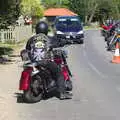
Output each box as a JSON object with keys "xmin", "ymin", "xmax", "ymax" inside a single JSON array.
[
  {"xmin": 95, "ymin": 99, "xmax": 104, "ymax": 103},
  {"xmin": 116, "ymin": 86, "xmax": 120, "ymax": 92},
  {"xmin": 82, "ymin": 44, "xmax": 85, "ymax": 48},
  {"xmin": 83, "ymin": 49, "xmax": 87, "ymax": 57},
  {"xmin": 88, "ymin": 61, "xmax": 104, "ymax": 77},
  {"xmin": 80, "ymin": 99, "xmax": 89, "ymax": 103},
  {"xmin": 83, "ymin": 49, "xmax": 106, "ymax": 78}
]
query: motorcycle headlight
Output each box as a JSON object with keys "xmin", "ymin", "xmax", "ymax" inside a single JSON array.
[
  {"xmin": 77, "ymin": 30, "xmax": 84, "ymax": 34},
  {"xmin": 56, "ymin": 31, "xmax": 64, "ymax": 35}
]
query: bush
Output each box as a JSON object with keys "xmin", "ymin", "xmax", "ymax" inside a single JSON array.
[{"xmin": 0, "ymin": 47, "xmax": 13, "ymax": 56}]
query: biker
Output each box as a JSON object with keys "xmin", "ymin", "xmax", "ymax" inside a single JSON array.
[{"xmin": 25, "ymin": 21, "xmax": 72, "ymax": 100}]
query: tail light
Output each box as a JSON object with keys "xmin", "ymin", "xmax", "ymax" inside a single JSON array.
[{"xmin": 62, "ymin": 66, "xmax": 69, "ymax": 80}]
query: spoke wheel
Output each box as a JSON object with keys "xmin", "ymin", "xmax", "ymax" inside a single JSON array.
[{"xmin": 23, "ymin": 75, "xmax": 43, "ymax": 103}]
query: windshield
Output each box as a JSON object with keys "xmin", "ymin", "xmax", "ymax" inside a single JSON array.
[{"xmin": 56, "ymin": 17, "xmax": 81, "ymax": 28}]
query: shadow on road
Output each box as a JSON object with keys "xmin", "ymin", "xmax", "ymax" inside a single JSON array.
[
  {"xmin": 14, "ymin": 91, "xmax": 60, "ymax": 104},
  {"xmin": 0, "ymin": 47, "xmax": 14, "ymax": 64},
  {"xmin": 43, "ymin": 91, "xmax": 60, "ymax": 100},
  {"xmin": 14, "ymin": 93, "xmax": 24, "ymax": 103}
]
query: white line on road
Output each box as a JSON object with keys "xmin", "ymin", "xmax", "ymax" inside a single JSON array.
[
  {"xmin": 83, "ymin": 49, "xmax": 87, "ymax": 57},
  {"xmin": 116, "ymin": 86, "xmax": 120, "ymax": 93},
  {"xmin": 82, "ymin": 44, "xmax": 85, "ymax": 48},
  {"xmin": 88, "ymin": 61, "xmax": 103, "ymax": 76},
  {"xmin": 83, "ymin": 49, "xmax": 106, "ymax": 78}
]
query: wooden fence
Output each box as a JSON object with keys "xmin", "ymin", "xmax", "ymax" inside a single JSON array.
[{"xmin": 0, "ymin": 25, "xmax": 32, "ymax": 43}]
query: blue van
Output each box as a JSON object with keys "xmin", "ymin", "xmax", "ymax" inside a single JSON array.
[{"xmin": 53, "ymin": 16, "xmax": 84, "ymax": 44}]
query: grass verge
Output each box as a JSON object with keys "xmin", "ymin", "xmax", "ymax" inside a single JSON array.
[
  {"xmin": 0, "ymin": 40, "xmax": 26, "ymax": 56},
  {"xmin": 84, "ymin": 26, "xmax": 101, "ymax": 30}
]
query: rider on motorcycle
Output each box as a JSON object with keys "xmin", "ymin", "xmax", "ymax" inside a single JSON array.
[{"xmin": 25, "ymin": 21, "xmax": 72, "ymax": 100}]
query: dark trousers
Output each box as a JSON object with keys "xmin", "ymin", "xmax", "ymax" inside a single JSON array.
[{"xmin": 37, "ymin": 60, "xmax": 65, "ymax": 93}]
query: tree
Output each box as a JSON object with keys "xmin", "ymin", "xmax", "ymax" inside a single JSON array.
[
  {"xmin": 111, "ymin": 0, "xmax": 120, "ymax": 19},
  {"xmin": 20, "ymin": 0, "xmax": 44, "ymax": 26},
  {"xmin": 0, "ymin": 0, "xmax": 21, "ymax": 29},
  {"xmin": 68, "ymin": 0, "xmax": 99, "ymax": 24},
  {"xmin": 94, "ymin": 0, "xmax": 120, "ymax": 23},
  {"xmin": 94, "ymin": 0, "xmax": 113, "ymax": 23},
  {"xmin": 68, "ymin": 0, "xmax": 120, "ymax": 24},
  {"xmin": 42, "ymin": 0, "xmax": 69, "ymax": 8},
  {"xmin": 20, "ymin": 0, "xmax": 44, "ymax": 17}
]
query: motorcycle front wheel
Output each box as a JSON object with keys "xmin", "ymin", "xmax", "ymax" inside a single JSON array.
[{"xmin": 23, "ymin": 75, "xmax": 43, "ymax": 103}]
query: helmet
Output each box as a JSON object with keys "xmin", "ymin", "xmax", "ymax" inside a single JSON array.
[{"xmin": 35, "ymin": 21, "xmax": 48, "ymax": 35}]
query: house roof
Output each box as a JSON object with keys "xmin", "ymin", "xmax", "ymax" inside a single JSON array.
[{"xmin": 44, "ymin": 8, "xmax": 77, "ymax": 16}]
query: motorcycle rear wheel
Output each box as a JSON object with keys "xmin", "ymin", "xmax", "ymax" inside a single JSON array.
[{"xmin": 23, "ymin": 75, "xmax": 43, "ymax": 103}]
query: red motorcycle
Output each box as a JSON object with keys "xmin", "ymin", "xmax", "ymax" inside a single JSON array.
[
  {"xmin": 101, "ymin": 22, "xmax": 120, "ymax": 42},
  {"xmin": 101, "ymin": 23, "xmax": 113, "ymax": 40},
  {"xmin": 19, "ymin": 46, "xmax": 72, "ymax": 103}
]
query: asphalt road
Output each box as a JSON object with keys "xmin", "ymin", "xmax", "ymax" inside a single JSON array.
[{"xmin": 1, "ymin": 30, "xmax": 120, "ymax": 120}]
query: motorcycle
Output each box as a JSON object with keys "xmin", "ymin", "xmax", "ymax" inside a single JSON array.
[
  {"xmin": 101, "ymin": 23, "xmax": 115, "ymax": 41},
  {"xmin": 101, "ymin": 24, "xmax": 113, "ymax": 36},
  {"xmin": 101, "ymin": 21, "xmax": 120, "ymax": 43},
  {"xmin": 50, "ymin": 45, "xmax": 72, "ymax": 91},
  {"xmin": 19, "ymin": 40, "xmax": 72, "ymax": 103},
  {"xmin": 107, "ymin": 28, "xmax": 120, "ymax": 51}
]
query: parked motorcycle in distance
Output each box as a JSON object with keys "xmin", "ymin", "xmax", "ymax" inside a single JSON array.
[
  {"xmin": 101, "ymin": 23, "xmax": 115, "ymax": 41},
  {"xmin": 19, "ymin": 39, "xmax": 73, "ymax": 103},
  {"xmin": 107, "ymin": 27, "xmax": 120, "ymax": 51},
  {"xmin": 101, "ymin": 21, "xmax": 120, "ymax": 43}
]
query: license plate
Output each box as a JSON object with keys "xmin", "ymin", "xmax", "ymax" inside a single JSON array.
[{"xmin": 66, "ymin": 36, "xmax": 70, "ymax": 38}]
